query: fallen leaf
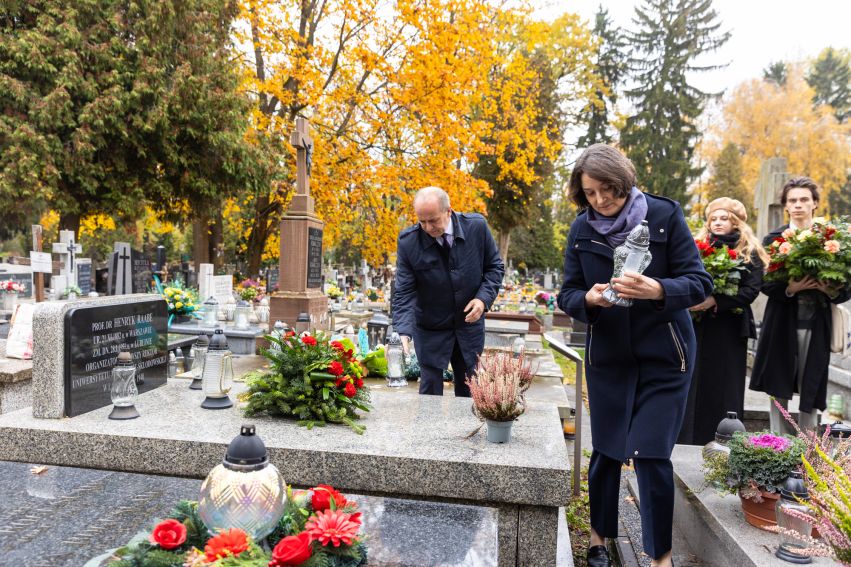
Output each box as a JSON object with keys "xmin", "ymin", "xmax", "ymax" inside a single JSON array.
[{"xmin": 30, "ymin": 466, "xmax": 48, "ymax": 475}]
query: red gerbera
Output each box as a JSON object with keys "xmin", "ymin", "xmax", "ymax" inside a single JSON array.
[
  {"xmin": 344, "ymin": 382, "xmax": 357, "ymax": 398},
  {"xmin": 305, "ymin": 509, "xmax": 362, "ymax": 547},
  {"xmin": 328, "ymin": 360, "xmax": 344, "ymax": 376},
  {"xmin": 204, "ymin": 528, "xmax": 250, "ymax": 562},
  {"xmin": 301, "ymin": 335, "xmax": 317, "ymax": 346}
]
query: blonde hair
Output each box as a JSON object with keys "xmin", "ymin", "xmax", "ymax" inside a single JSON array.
[{"xmin": 696, "ymin": 209, "xmax": 769, "ymax": 266}]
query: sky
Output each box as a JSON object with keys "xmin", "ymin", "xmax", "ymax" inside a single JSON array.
[{"xmin": 534, "ymin": 0, "xmax": 851, "ymax": 95}]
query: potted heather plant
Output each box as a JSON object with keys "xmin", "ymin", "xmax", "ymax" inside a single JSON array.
[
  {"xmin": 704, "ymin": 430, "xmax": 805, "ymax": 530},
  {"xmin": 467, "ymin": 351, "xmax": 535, "ymax": 443}
]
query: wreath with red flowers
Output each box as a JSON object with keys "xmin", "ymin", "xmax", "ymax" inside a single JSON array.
[
  {"xmin": 107, "ymin": 485, "xmax": 367, "ymax": 566},
  {"xmin": 242, "ymin": 331, "xmax": 372, "ymax": 434}
]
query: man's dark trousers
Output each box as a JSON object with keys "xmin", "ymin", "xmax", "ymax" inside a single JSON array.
[{"xmin": 418, "ymin": 338, "xmax": 471, "ymax": 397}]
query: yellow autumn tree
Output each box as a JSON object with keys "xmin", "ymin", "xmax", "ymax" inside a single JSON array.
[
  {"xmin": 234, "ymin": 0, "xmax": 510, "ymax": 271},
  {"xmin": 704, "ymin": 64, "xmax": 851, "ymax": 213}
]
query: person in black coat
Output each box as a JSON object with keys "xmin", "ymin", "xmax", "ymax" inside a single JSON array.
[
  {"xmin": 750, "ymin": 177, "xmax": 851, "ymax": 432},
  {"xmin": 678, "ymin": 198, "xmax": 767, "ymax": 445},
  {"xmin": 558, "ymin": 145, "xmax": 712, "ymax": 567},
  {"xmin": 392, "ymin": 186, "xmax": 504, "ymax": 396}
]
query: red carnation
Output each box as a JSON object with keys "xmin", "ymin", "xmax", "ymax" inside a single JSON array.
[
  {"xmin": 727, "ymin": 249, "xmax": 738, "ymax": 259},
  {"xmin": 149, "ymin": 519, "xmax": 187, "ymax": 550},
  {"xmin": 328, "ymin": 361, "xmax": 344, "ymax": 376},
  {"xmin": 701, "ymin": 246, "xmax": 715, "ymax": 257},
  {"xmin": 269, "ymin": 531, "xmax": 312, "ymax": 566},
  {"xmin": 311, "ymin": 484, "xmax": 348, "ymax": 511},
  {"xmin": 344, "ymin": 382, "xmax": 357, "ymax": 398},
  {"xmin": 301, "ymin": 335, "xmax": 317, "ymax": 346},
  {"xmin": 355, "ymin": 377, "xmax": 364, "ymax": 388},
  {"xmin": 330, "ymin": 340, "xmax": 345, "ymax": 351}
]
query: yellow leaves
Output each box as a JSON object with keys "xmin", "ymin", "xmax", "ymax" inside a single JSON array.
[{"xmin": 705, "ymin": 63, "xmax": 851, "ymax": 211}]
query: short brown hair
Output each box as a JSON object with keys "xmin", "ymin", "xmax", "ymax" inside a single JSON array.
[
  {"xmin": 781, "ymin": 177, "xmax": 819, "ymax": 204},
  {"xmin": 568, "ymin": 144, "xmax": 636, "ymax": 208}
]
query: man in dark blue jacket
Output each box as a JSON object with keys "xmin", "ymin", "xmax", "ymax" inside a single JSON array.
[{"xmin": 392, "ymin": 186, "xmax": 504, "ymax": 396}]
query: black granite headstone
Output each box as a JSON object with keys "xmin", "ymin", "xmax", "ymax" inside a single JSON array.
[
  {"xmin": 307, "ymin": 227, "xmax": 323, "ymax": 288},
  {"xmin": 0, "ymin": 271, "xmax": 33, "ymax": 298},
  {"xmin": 64, "ymin": 299, "xmax": 168, "ymax": 417},
  {"xmin": 77, "ymin": 262, "xmax": 93, "ymax": 295},
  {"xmin": 266, "ymin": 268, "xmax": 279, "ymax": 293},
  {"xmin": 131, "ymin": 249, "xmax": 152, "ymax": 293}
]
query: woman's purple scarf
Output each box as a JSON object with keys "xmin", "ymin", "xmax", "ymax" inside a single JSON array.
[{"xmin": 586, "ymin": 187, "xmax": 648, "ymax": 247}]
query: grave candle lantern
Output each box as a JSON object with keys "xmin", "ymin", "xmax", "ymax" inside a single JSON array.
[
  {"xmin": 234, "ymin": 300, "xmax": 251, "ymax": 330},
  {"xmin": 295, "ymin": 312, "xmax": 310, "ymax": 335},
  {"xmin": 202, "ymin": 296, "xmax": 219, "ymax": 327},
  {"xmin": 602, "ymin": 220, "xmax": 653, "ymax": 307},
  {"xmin": 775, "ymin": 470, "xmax": 813, "ymax": 564},
  {"xmin": 702, "ymin": 411, "xmax": 746, "ymax": 460},
  {"xmin": 200, "ymin": 329, "xmax": 234, "ymax": 409},
  {"xmin": 108, "ymin": 351, "xmax": 140, "ymax": 420},
  {"xmin": 385, "ymin": 332, "xmax": 407, "ymax": 387},
  {"xmin": 198, "ymin": 424, "xmax": 286, "ymax": 541},
  {"xmin": 189, "ymin": 334, "xmax": 210, "ymax": 390},
  {"xmin": 512, "ymin": 336, "xmax": 526, "ymax": 359}
]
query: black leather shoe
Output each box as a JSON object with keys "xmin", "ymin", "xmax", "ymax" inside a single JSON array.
[{"xmin": 586, "ymin": 544, "xmax": 612, "ymax": 567}]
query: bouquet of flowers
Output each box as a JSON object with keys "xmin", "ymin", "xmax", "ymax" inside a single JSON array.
[
  {"xmin": 162, "ymin": 284, "xmax": 200, "ymax": 318},
  {"xmin": 694, "ymin": 239, "xmax": 747, "ymax": 297},
  {"xmin": 764, "ymin": 218, "xmax": 851, "ymax": 287},
  {"xmin": 534, "ymin": 291, "xmax": 556, "ymax": 312},
  {"xmin": 326, "ymin": 284, "xmax": 343, "ymax": 299},
  {"xmin": 243, "ymin": 332, "xmax": 372, "ymax": 433},
  {"xmin": 108, "ymin": 484, "xmax": 367, "ymax": 567},
  {"xmin": 238, "ymin": 279, "xmax": 264, "ymax": 302},
  {"xmin": 0, "ymin": 280, "xmax": 25, "ymax": 293},
  {"xmin": 366, "ymin": 288, "xmax": 380, "ymax": 302}
]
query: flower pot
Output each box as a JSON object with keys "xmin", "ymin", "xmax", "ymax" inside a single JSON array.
[
  {"xmin": 486, "ymin": 419, "xmax": 513, "ymax": 443},
  {"xmin": 739, "ymin": 489, "xmax": 780, "ymax": 530},
  {"xmin": 2, "ymin": 291, "xmax": 18, "ymax": 313},
  {"xmin": 173, "ymin": 314, "xmax": 192, "ymax": 324}
]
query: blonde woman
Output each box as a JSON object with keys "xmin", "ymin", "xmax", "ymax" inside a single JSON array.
[{"xmin": 678, "ymin": 198, "xmax": 768, "ymax": 445}]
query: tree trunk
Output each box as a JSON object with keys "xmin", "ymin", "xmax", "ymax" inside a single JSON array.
[
  {"xmin": 192, "ymin": 213, "xmax": 210, "ymax": 271},
  {"xmin": 497, "ymin": 230, "xmax": 511, "ymax": 262},
  {"xmin": 246, "ymin": 194, "xmax": 277, "ymax": 278},
  {"xmin": 211, "ymin": 214, "xmax": 224, "ymax": 273},
  {"xmin": 59, "ymin": 212, "xmax": 81, "ymax": 236}
]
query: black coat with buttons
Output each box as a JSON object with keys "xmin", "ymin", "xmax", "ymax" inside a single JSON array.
[
  {"xmin": 392, "ymin": 212, "xmax": 504, "ymax": 371},
  {"xmin": 558, "ymin": 194, "xmax": 713, "ymax": 460}
]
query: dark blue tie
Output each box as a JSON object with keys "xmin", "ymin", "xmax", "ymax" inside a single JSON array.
[{"xmin": 441, "ymin": 234, "xmax": 451, "ymax": 253}]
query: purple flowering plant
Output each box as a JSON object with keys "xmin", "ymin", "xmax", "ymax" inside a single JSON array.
[{"xmin": 749, "ymin": 433, "xmax": 792, "ymax": 452}]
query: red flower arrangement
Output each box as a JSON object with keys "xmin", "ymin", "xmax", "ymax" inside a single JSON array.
[
  {"xmin": 109, "ymin": 485, "xmax": 367, "ymax": 567},
  {"xmin": 247, "ymin": 331, "xmax": 372, "ymax": 433},
  {"xmin": 764, "ymin": 219, "xmax": 851, "ymax": 287},
  {"xmin": 693, "ymin": 238, "xmax": 746, "ymax": 297}
]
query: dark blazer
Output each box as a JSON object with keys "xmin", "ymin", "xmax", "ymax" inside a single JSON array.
[
  {"xmin": 558, "ymin": 194, "xmax": 713, "ymax": 460},
  {"xmin": 392, "ymin": 212, "xmax": 504, "ymax": 370},
  {"xmin": 749, "ymin": 225, "xmax": 850, "ymax": 413}
]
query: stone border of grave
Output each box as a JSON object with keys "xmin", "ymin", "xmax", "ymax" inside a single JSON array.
[{"xmin": 0, "ymin": 380, "xmax": 570, "ymax": 566}]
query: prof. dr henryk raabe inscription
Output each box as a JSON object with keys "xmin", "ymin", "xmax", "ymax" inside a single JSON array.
[{"xmin": 64, "ymin": 300, "xmax": 168, "ymax": 417}]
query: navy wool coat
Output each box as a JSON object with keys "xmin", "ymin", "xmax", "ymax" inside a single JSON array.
[
  {"xmin": 558, "ymin": 194, "xmax": 713, "ymax": 461},
  {"xmin": 392, "ymin": 212, "xmax": 505, "ymax": 370},
  {"xmin": 749, "ymin": 225, "xmax": 851, "ymax": 413}
]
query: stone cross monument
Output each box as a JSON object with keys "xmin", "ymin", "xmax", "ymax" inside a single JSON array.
[
  {"xmin": 753, "ymin": 157, "xmax": 789, "ymax": 240},
  {"xmin": 51, "ymin": 230, "xmax": 82, "ymax": 290},
  {"xmin": 270, "ymin": 117, "xmax": 328, "ymax": 328}
]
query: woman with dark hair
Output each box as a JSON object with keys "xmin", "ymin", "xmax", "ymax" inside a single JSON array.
[
  {"xmin": 678, "ymin": 198, "xmax": 767, "ymax": 445},
  {"xmin": 750, "ymin": 177, "xmax": 850, "ymax": 432},
  {"xmin": 558, "ymin": 144, "xmax": 712, "ymax": 567}
]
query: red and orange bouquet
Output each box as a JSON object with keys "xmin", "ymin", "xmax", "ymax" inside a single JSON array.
[
  {"xmin": 764, "ymin": 219, "xmax": 851, "ymax": 288},
  {"xmin": 244, "ymin": 331, "xmax": 372, "ymax": 433},
  {"xmin": 108, "ymin": 485, "xmax": 367, "ymax": 566}
]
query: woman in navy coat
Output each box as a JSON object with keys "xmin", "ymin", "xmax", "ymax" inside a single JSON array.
[{"xmin": 557, "ymin": 145, "xmax": 712, "ymax": 567}]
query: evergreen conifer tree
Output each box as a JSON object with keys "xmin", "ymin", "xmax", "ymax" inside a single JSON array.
[
  {"xmin": 763, "ymin": 61, "xmax": 788, "ymax": 86},
  {"xmin": 706, "ymin": 142, "xmax": 749, "ymax": 206},
  {"xmin": 806, "ymin": 47, "xmax": 850, "ymax": 123},
  {"xmin": 619, "ymin": 0, "xmax": 729, "ymax": 205}
]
